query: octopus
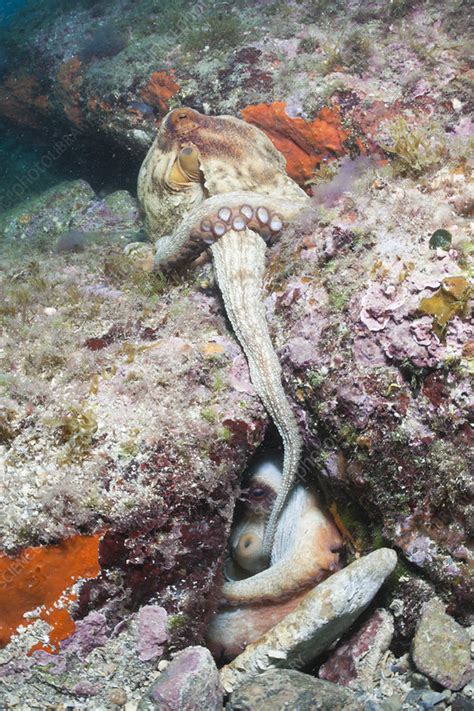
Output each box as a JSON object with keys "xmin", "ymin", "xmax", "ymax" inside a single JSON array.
[
  {"xmin": 138, "ymin": 107, "xmax": 312, "ymax": 560},
  {"xmin": 138, "ymin": 107, "xmax": 344, "ymax": 660},
  {"xmin": 206, "ymin": 460, "xmax": 342, "ymax": 662}
]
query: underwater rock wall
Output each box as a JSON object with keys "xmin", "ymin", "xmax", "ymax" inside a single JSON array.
[
  {"xmin": 0, "ymin": 0, "xmax": 472, "ymax": 707},
  {"xmin": 265, "ymin": 162, "xmax": 472, "ymax": 612},
  {"xmin": 0, "ymin": 0, "xmax": 471, "ymax": 179}
]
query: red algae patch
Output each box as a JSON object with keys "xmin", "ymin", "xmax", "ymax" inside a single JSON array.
[
  {"xmin": 0, "ymin": 534, "xmax": 101, "ymax": 653},
  {"xmin": 56, "ymin": 57, "xmax": 84, "ymax": 126},
  {"xmin": 0, "ymin": 74, "xmax": 49, "ymax": 128},
  {"xmin": 141, "ymin": 70, "xmax": 180, "ymax": 113},
  {"xmin": 241, "ymin": 101, "xmax": 350, "ymax": 185}
]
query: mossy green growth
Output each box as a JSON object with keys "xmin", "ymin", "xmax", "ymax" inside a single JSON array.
[
  {"xmin": 0, "ymin": 409, "xmax": 16, "ymax": 445},
  {"xmin": 212, "ymin": 373, "xmax": 224, "ymax": 392},
  {"xmin": 299, "ymin": 37, "xmax": 319, "ymax": 53},
  {"xmin": 101, "ymin": 251, "xmax": 166, "ymax": 296},
  {"xmin": 219, "ymin": 425, "xmax": 232, "ymax": 442},
  {"xmin": 339, "ymin": 422, "xmax": 359, "ymax": 446},
  {"xmin": 340, "ymin": 29, "xmax": 372, "ymax": 74},
  {"xmin": 381, "ymin": 117, "xmax": 447, "ymax": 177},
  {"xmin": 201, "ymin": 407, "xmax": 217, "ymax": 424},
  {"xmin": 305, "ymin": 0, "xmax": 345, "ymax": 20},
  {"xmin": 119, "ymin": 432, "xmax": 140, "ymax": 459},
  {"xmin": 330, "ymin": 499, "xmax": 371, "ymax": 552},
  {"xmin": 182, "ymin": 7, "xmax": 243, "ymax": 51},
  {"xmin": 53, "ymin": 405, "xmax": 98, "ymax": 462},
  {"xmin": 307, "ymin": 369, "xmax": 326, "ymax": 389},
  {"xmin": 166, "ymin": 613, "xmax": 190, "ymax": 633},
  {"xmin": 0, "ymin": 284, "xmax": 34, "ymax": 324},
  {"xmin": 370, "ymin": 525, "xmax": 390, "ymax": 550},
  {"xmin": 327, "ymin": 287, "xmax": 352, "ymax": 311},
  {"xmin": 387, "ymin": 0, "xmax": 418, "ymax": 18}
]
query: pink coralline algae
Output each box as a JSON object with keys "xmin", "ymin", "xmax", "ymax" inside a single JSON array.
[
  {"xmin": 336, "ymin": 385, "xmax": 377, "ymax": 429},
  {"xmin": 319, "ymin": 609, "xmax": 394, "ymax": 689},
  {"xmin": 381, "ymin": 319, "xmax": 444, "ymax": 368},
  {"xmin": 357, "ymin": 263, "xmax": 471, "ymax": 369},
  {"xmin": 359, "ymin": 282, "xmax": 408, "ymax": 332},
  {"xmin": 60, "ymin": 612, "xmax": 110, "ymax": 661},
  {"xmin": 137, "ymin": 606, "xmax": 168, "ymax": 662},
  {"xmin": 352, "ymin": 338, "xmax": 387, "ymax": 367},
  {"xmin": 229, "ymin": 354, "xmax": 255, "ymax": 394}
]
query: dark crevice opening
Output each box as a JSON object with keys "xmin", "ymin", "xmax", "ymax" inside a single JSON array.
[{"xmin": 0, "ymin": 118, "xmax": 145, "ymax": 213}]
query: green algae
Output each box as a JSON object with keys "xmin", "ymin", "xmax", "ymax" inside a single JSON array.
[
  {"xmin": 182, "ymin": 8, "xmax": 243, "ymax": 52},
  {"xmin": 201, "ymin": 407, "xmax": 217, "ymax": 424},
  {"xmin": 381, "ymin": 117, "xmax": 447, "ymax": 177},
  {"xmin": 429, "ymin": 229, "xmax": 452, "ymax": 250},
  {"xmin": 49, "ymin": 404, "xmax": 98, "ymax": 463}
]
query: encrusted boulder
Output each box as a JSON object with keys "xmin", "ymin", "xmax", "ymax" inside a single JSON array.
[
  {"xmin": 139, "ymin": 646, "xmax": 223, "ymax": 711},
  {"xmin": 226, "ymin": 670, "xmax": 362, "ymax": 711},
  {"xmin": 0, "ymin": 179, "xmax": 143, "ymax": 247},
  {"xmin": 411, "ymin": 599, "xmax": 472, "ymax": 691},
  {"xmin": 267, "ymin": 161, "xmax": 473, "ymax": 609}
]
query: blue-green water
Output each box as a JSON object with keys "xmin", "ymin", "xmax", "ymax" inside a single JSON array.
[
  {"xmin": 0, "ymin": 0, "xmax": 139, "ymax": 214},
  {"xmin": 0, "ymin": 0, "xmax": 29, "ymax": 25}
]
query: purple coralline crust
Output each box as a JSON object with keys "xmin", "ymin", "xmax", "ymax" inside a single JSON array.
[
  {"xmin": 60, "ymin": 611, "xmax": 110, "ymax": 660},
  {"xmin": 71, "ymin": 680, "xmax": 101, "ymax": 697},
  {"xmin": 319, "ymin": 610, "xmax": 393, "ymax": 687},
  {"xmin": 147, "ymin": 646, "xmax": 223, "ymax": 711},
  {"xmin": 137, "ymin": 605, "xmax": 168, "ymax": 661},
  {"xmin": 266, "ymin": 168, "xmax": 472, "ymax": 609}
]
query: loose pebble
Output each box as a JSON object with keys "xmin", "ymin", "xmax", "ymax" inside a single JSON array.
[{"xmin": 138, "ymin": 646, "xmax": 222, "ymax": 711}]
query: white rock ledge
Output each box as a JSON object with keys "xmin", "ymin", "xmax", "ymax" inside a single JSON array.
[{"xmin": 220, "ymin": 547, "xmax": 398, "ymax": 693}]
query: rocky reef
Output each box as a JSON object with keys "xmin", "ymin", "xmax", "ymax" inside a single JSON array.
[{"xmin": 0, "ymin": 0, "xmax": 472, "ymax": 708}]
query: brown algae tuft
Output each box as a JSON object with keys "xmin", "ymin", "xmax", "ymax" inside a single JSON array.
[{"xmin": 419, "ymin": 276, "xmax": 471, "ymax": 338}]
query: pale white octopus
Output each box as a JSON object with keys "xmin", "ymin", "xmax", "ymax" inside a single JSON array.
[{"xmin": 205, "ymin": 460, "xmax": 342, "ymax": 662}]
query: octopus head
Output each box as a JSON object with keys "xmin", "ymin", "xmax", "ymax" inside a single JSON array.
[
  {"xmin": 226, "ymin": 461, "xmax": 282, "ymax": 578},
  {"xmin": 138, "ymin": 107, "xmax": 304, "ymax": 240}
]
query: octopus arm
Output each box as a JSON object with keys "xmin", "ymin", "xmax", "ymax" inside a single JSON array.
[
  {"xmin": 153, "ymin": 192, "xmax": 309, "ymax": 272},
  {"xmin": 222, "ymin": 505, "xmax": 341, "ymax": 605}
]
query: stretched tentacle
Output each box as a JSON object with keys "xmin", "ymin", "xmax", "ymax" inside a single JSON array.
[
  {"xmin": 153, "ymin": 191, "xmax": 309, "ymax": 272},
  {"xmin": 211, "ymin": 228, "xmax": 304, "ymax": 560}
]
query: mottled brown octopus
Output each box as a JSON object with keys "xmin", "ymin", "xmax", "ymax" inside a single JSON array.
[{"xmin": 138, "ymin": 108, "xmax": 341, "ymax": 657}]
